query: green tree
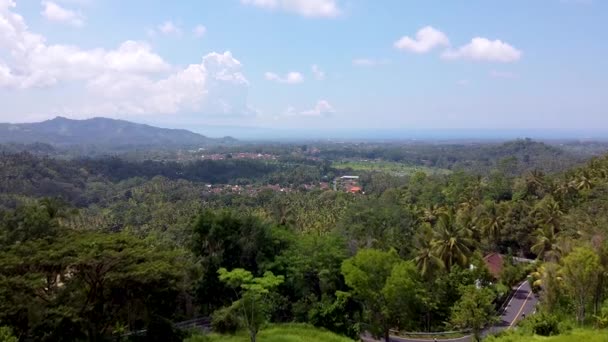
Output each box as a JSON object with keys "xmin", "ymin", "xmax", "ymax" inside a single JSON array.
[
  {"xmin": 218, "ymin": 268, "xmax": 284, "ymax": 342},
  {"xmin": 450, "ymin": 285, "xmax": 497, "ymax": 341},
  {"xmin": 431, "ymin": 211, "xmax": 475, "ymax": 272},
  {"xmin": 341, "ymin": 249, "xmax": 426, "ymax": 341},
  {"xmin": 562, "ymin": 247, "xmax": 601, "ymax": 325},
  {"xmin": 0, "ymin": 326, "xmax": 17, "ymax": 342}
]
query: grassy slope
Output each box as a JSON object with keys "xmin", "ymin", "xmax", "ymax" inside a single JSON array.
[
  {"xmin": 187, "ymin": 324, "xmax": 355, "ymax": 342},
  {"xmin": 487, "ymin": 329, "xmax": 608, "ymax": 342}
]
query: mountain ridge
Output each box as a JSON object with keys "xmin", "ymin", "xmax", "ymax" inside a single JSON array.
[{"xmin": 0, "ymin": 116, "xmax": 237, "ymax": 147}]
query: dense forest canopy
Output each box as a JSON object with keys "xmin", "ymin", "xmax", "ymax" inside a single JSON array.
[{"xmin": 1, "ymin": 138, "xmax": 608, "ymax": 341}]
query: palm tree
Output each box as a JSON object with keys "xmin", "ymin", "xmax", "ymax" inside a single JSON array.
[
  {"xmin": 421, "ymin": 204, "xmax": 444, "ymax": 225},
  {"xmin": 534, "ymin": 197, "xmax": 563, "ymax": 233},
  {"xmin": 480, "ymin": 202, "xmax": 505, "ymax": 246},
  {"xmin": 414, "ymin": 225, "xmax": 444, "ymax": 277},
  {"xmin": 531, "ymin": 225, "xmax": 562, "ymax": 261},
  {"xmin": 431, "ymin": 210, "xmax": 475, "ymax": 272},
  {"xmin": 574, "ymin": 170, "xmax": 594, "ymax": 191}
]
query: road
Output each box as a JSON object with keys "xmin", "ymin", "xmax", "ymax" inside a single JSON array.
[{"xmin": 362, "ymin": 281, "xmax": 538, "ymax": 342}]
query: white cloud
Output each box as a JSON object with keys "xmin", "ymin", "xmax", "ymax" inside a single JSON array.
[
  {"xmin": 41, "ymin": 1, "xmax": 84, "ymax": 27},
  {"xmin": 158, "ymin": 20, "xmax": 182, "ymax": 36},
  {"xmin": 490, "ymin": 70, "xmax": 518, "ymax": 79},
  {"xmin": 442, "ymin": 38, "xmax": 522, "ymax": 63},
  {"xmin": 311, "ymin": 64, "xmax": 325, "ymax": 80},
  {"xmin": 193, "ymin": 24, "xmax": 206, "ymax": 38},
  {"xmin": 284, "ymin": 100, "xmax": 334, "ymax": 117},
  {"xmin": 301, "ymin": 100, "xmax": 334, "ymax": 116},
  {"xmin": 264, "ymin": 71, "xmax": 303, "ymax": 84},
  {"xmin": 352, "ymin": 58, "xmax": 390, "ymax": 67},
  {"xmin": 241, "ymin": 0, "xmax": 340, "ymax": 18},
  {"xmin": 0, "ymin": 2, "xmax": 252, "ymax": 117},
  {"xmin": 394, "ymin": 26, "xmax": 449, "ymax": 53},
  {"xmin": 76, "ymin": 51, "xmax": 250, "ymax": 117}
]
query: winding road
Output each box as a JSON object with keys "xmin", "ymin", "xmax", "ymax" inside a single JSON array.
[{"xmin": 362, "ymin": 281, "xmax": 538, "ymax": 342}]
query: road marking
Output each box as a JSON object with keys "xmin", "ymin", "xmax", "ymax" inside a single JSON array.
[
  {"xmin": 503, "ymin": 281, "xmax": 527, "ymax": 314},
  {"xmin": 509, "ymin": 288, "xmax": 533, "ymax": 329}
]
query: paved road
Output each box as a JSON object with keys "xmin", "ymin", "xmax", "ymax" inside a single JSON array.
[{"xmin": 362, "ymin": 281, "xmax": 538, "ymax": 342}]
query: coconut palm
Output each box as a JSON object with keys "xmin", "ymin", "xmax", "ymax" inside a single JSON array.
[
  {"xmin": 531, "ymin": 225, "xmax": 562, "ymax": 261},
  {"xmin": 413, "ymin": 224, "xmax": 444, "ymax": 277},
  {"xmin": 480, "ymin": 202, "xmax": 506, "ymax": 245},
  {"xmin": 431, "ymin": 210, "xmax": 475, "ymax": 272}
]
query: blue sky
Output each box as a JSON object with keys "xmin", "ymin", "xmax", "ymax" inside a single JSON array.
[{"xmin": 0, "ymin": 0, "xmax": 607, "ymax": 137}]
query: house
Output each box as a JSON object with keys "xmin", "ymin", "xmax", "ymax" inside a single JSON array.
[
  {"xmin": 483, "ymin": 253, "xmax": 504, "ymax": 279},
  {"xmin": 349, "ymin": 186, "xmax": 362, "ymax": 194}
]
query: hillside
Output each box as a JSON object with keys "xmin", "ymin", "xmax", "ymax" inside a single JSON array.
[{"xmin": 0, "ymin": 117, "xmax": 237, "ymax": 147}]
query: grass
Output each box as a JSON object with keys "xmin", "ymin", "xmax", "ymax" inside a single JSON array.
[
  {"xmin": 332, "ymin": 160, "xmax": 451, "ymax": 176},
  {"xmin": 486, "ymin": 328, "xmax": 608, "ymax": 342},
  {"xmin": 185, "ymin": 323, "xmax": 355, "ymax": 342}
]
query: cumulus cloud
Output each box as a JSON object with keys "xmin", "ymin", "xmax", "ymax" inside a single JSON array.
[
  {"xmin": 41, "ymin": 1, "xmax": 84, "ymax": 27},
  {"xmin": 241, "ymin": 0, "xmax": 340, "ymax": 18},
  {"xmin": 311, "ymin": 64, "xmax": 325, "ymax": 80},
  {"xmin": 264, "ymin": 71, "xmax": 303, "ymax": 84},
  {"xmin": 442, "ymin": 38, "xmax": 522, "ymax": 62},
  {"xmin": 352, "ymin": 58, "xmax": 390, "ymax": 67},
  {"xmin": 0, "ymin": 1, "xmax": 252, "ymax": 117},
  {"xmin": 193, "ymin": 24, "xmax": 206, "ymax": 38},
  {"xmin": 284, "ymin": 100, "xmax": 334, "ymax": 117},
  {"xmin": 394, "ymin": 26, "xmax": 449, "ymax": 53}
]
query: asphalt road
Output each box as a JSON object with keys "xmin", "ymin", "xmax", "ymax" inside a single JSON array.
[{"xmin": 362, "ymin": 280, "xmax": 538, "ymax": 342}]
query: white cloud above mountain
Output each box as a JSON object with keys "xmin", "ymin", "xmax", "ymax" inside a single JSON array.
[{"xmin": 0, "ymin": 1, "xmax": 252, "ymax": 118}]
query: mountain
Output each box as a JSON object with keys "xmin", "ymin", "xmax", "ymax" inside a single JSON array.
[{"xmin": 0, "ymin": 117, "xmax": 237, "ymax": 147}]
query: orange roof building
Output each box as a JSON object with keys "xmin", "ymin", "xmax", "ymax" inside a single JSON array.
[{"xmin": 483, "ymin": 253, "xmax": 504, "ymax": 279}]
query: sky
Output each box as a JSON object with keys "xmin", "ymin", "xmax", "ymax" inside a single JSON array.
[{"xmin": 0, "ymin": 0, "xmax": 607, "ymax": 138}]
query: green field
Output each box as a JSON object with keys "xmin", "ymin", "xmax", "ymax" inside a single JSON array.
[
  {"xmin": 486, "ymin": 329, "xmax": 608, "ymax": 342},
  {"xmin": 185, "ymin": 324, "xmax": 355, "ymax": 342},
  {"xmin": 332, "ymin": 160, "xmax": 451, "ymax": 176}
]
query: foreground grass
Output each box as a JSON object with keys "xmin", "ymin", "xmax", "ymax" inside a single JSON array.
[
  {"xmin": 486, "ymin": 328, "xmax": 608, "ymax": 342},
  {"xmin": 186, "ymin": 324, "xmax": 355, "ymax": 342}
]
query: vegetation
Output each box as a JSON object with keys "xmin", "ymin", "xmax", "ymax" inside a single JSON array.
[
  {"xmin": 1, "ymin": 138, "xmax": 608, "ymax": 341},
  {"xmin": 487, "ymin": 329, "xmax": 608, "ymax": 342},
  {"xmin": 186, "ymin": 324, "xmax": 355, "ymax": 342}
]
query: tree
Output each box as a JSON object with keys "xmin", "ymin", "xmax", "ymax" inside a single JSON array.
[
  {"xmin": 0, "ymin": 231, "xmax": 194, "ymax": 341},
  {"xmin": 341, "ymin": 249, "xmax": 426, "ymax": 341},
  {"xmin": 218, "ymin": 268, "xmax": 284, "ymax": 342},
  {"xmin": 450, "ymin": 285, "xmax": 497, "ymax": 341},
  {"xmin": 431, "ymin": 211, "xmax": 475, "ymax": 272},
  {"xmin": 480, "ymin": 202, "xmax": 506, "ymax": 248},
  {"xmin": 0, "ymin": 326, "xmax": 17, "ymax": 342},
  {"xmin": 530, "ymin": 225, "xmax": 562, "ymax": 261},
  {"xmin": 562, "ymin": 247, "xmax": 601, "ymax": 325},
  {"xmin": 413, "ymin": 224, "xmax": 444, "ymax": 278},
  {"xmin": 191, "ymin": 210, "xmax": 284, "ymax": 313}
]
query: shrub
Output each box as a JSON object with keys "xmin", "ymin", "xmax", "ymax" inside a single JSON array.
[
  {"xmin": 521, "ymin": 312, "xmax": 560, "ymax": 336},
  {"xmin": 211, "ymin": 306, "xmax": 240, "ymax": 334}
]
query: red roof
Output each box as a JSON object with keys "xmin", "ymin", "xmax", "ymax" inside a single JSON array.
[
  {"xmin": 483, "ymin": 253, "xmax": 504, "ymax": 279},
  {"xmin": 349, "ymin": 186, "xmax": 362, "ymax": 193}
]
